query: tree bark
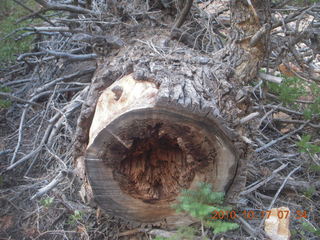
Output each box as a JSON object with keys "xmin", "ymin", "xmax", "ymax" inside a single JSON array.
[{"xmin": 73, "ymin": 0, "xmax": 270, "ymax": 227}]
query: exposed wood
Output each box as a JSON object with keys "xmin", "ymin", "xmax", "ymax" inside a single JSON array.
[
  {"xmin": 173, "ymin": 0, "xmax": 194, "ymax": 29},
  {"xmin": 85, "ymin": 72, "xmax": 238, "ymax": 224},
  {"xmin": 72, "ymin": 0, "xmax": 271, "ymax": 227}
]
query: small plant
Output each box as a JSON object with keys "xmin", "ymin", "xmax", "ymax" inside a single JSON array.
[
  {"xmin": 296, "ymin": 135, "xmax": 320, "ymax": 155},
  {"xmin": 173, "ymin": 182, "xmax": 239, "ymax": 237},
  {"xmin": 0, "ymin": 85, "xmax": 12, "ymax": 108},
  {"xmin": 0, "ymin": 0, "xmax": 41, "ymax": 64},
  {"xmin": 40, "ymin": 197, "xmax": 54, "ymax": 208},
  {"xmin": 267, "ymin": 76, "xmax": 306, "ymax": 106},
  {"xmin": 267, "ymin": 75, "xmax": 320, "ymax": 120},
  {"xmin": 309, "ymin": 164, "xmax": 320, "ymax": 173},
  {"xmin": 68, "ymin": 210, "xmax": 83, "ymax": 225},
  {"xmin": 303, "ymin": 186, "xmax": 316, "ymax": 198},
  {"xmin": 303, "ymin": 82, "xmax": 320, "ymax": 119},
  {"xmin": 296, "ymin": 219, "xmax": 320, "ymax": 238}
]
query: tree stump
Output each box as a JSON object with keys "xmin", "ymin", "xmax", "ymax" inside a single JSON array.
[{"xmin": 73, "ymin": 0, "xmax": 269, "ymax": 227}]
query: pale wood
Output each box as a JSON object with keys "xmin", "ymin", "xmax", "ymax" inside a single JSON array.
[{"xmin": 265, "ymin": 207, "xmax": 291, "ymax": 240}]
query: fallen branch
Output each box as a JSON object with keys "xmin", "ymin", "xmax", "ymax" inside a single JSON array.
[
  {"xmin": 241, "ymin": 163, "xmax": 288, "ymax": 195},
  {"xmin": 255, "ymin": 122, "xmax": 308, "ymax": 153},
  {"xmin": 6, "ymin": 87, "xmax": 88, "ymax": 171},
  {"xmin": 44, "ymin": 50, "xmax": 97, "ymax": 61},
  {"xmin": 13, "ymin": 0, "xmax": 57, "ymax": 27},
  {"xmin": 0, "ymin": 92, "xmax": 40, "ymax": 106},
  {"xmin": 33, "ymin": 68, "xmax": 95, "ymax": 95},
  {"xmin": 236, "ymin": 216, "xmax": 258, "ymax": 238},
  {"xmin": 239, "ymin": 112, "xmax": 260, "ymax": 124},
  {"xmin": 30, "ymin": 170, "xmax": 73, "ymax": 200},
  {"xmin": 258, "ymin": 165, "xmax": 301, "ymax": 228},
  {"xmin": 258, "ymin": 72, "xmax": 283, "ymax": 84},
  {"xmin": 10, "ymin": 107, "xmax": 27, "ymax": 165},
  {"xmin": 34, "ymin": 0, "xmax": 95, "ymax": 15}
]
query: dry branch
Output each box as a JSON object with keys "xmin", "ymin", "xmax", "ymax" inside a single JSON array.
[
  {"xmin": 13, "ymin": 0, "xmax": 57, "ymax": 26},
  {"xmin": 255, "ymin": 122, "xmax": 308, "ymax": 153},
  {"xmin": 30, "ymin": 170, "xmax": 73, "ymax": 200},
  {"xmin": 44, "ymin": 50, "xmax": 97, "ymax": 61},
  {"xmin": 34, "ymin": 0, "xmax": 95, "ymax": 14}
]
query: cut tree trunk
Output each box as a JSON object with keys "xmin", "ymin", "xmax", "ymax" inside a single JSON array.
[{"xmin": 73, "ymin": 0, "xmax": 270, "ymax": 227}]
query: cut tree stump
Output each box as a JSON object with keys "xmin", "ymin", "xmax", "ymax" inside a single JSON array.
[
  {"xmin": 73, "ymin": 38, "xmax": 249, "ymax": 226},
  {"xmin": 85, "ymin": 73, "xmax": 238, "ymax": 224},
  {"xmin": 73, "ymin": 0, "xmax": 270, "ymax": 227}
]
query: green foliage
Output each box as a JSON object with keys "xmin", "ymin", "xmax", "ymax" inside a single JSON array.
[
  {"xmin": 0, "ymin": 0, "xmax": 40, "ymax": 64},
  {"xmin": 309, "ymin": 164, "xmax": 320, "ymax": 172},
  {"xmin": 68, "ymin": 210, "xmax": 83, "ymax": 225},
  {"xmin": 296, "ymin": 135, "xmax": 320, "ymax": 154},
  {"xmin": 173, "ymin": 182, "xmax": 239, "ymax": 236},
  {"xmin": 303, "ymin": 186, "xmax": 316, "ymax": 198},
  {"xmin": 0, "ymin": 86, "xmax": 11, "ymax": 93},
  {"xmin": 291, "ymin": 219, "xmax": 320, "ymax": 239},
  {"xmin": 268, "ymin": 76, "xmax": 306, "ymax": 106},
  {"xmin": 0, "ymin": 85, "xmax": 12, "ymax": 108},
  {"xmin": 267, "ymin": 76, "xmax": 320, "ymax": 120},
  {"xmin": 173, "ymin": 182, "xmax": 228, "ymax": 220},
  {"xmin": 0, "ymin": 99, "xmax": 12, "ymax": 108},
  {"xmin": 40, "ymin": 197, "xmax": 54, "ymax": 208},
  {"xmin": 204, "ymin": 220, "xmax": 240, "ymax": 234},
  {"xmin": 300, "ymin": 220, "xmax": 320, "ymax": 237},
  {"xmin": 303, "ymin": 82, "xmax": 320, "ymax": 119}
]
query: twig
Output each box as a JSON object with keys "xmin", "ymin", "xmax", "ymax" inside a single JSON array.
[
  {"xmin": 17, "ymin": 52, "xmax": 47, "ymax": 61},
  {"xmin": 236, "ymin": 216, "xmax": 258, "ymax": 238},
  {"xmin": 33, "ymin": 68, "xmax": 95, "ymax": 95},
  {"xmin": 6, "ymin": 146, "xmax": 42, "ymax": 171},
  {"xmin": 0, "ymin": 92, "xmax": 40, "ymax": 106},
  {"xmin": 258, "ymin": 106, "xmax": 278, "ymax": 129},
  {"xmin": 12, "ymin": 0, "xmax": 57, "ymax": 27},
  {"xmin": 255, "ymin": 122, "xmax": 308, "ymax": 153},
  {"xmin": 45, "ymin": 146, "xmax": 67, "ymax": 169},
  {"xmin": 118, "ymin": 229, "xmax": 141, "ymax": 237},
  {"xmin": 2, "ymin": 78, "xmax": 34, "ymax": 87},
  {"xmin": 10, "ymin": 107, "xmax": 27, "ymax": 165},
  {"xmin": 44, "ymin": 50, "xmax": 97, "ymax": 61},
  {"xmin": 241, "ymin": 163, "xmax": 288, "ymax": 195},
  {"xmin": 258, "ymin": 72, "xmax": 283, "ymax": 84},
  {"xmin": 254, "ymin": 104, "xmax": 304, "ymax": 116},
  {"xmin": 250, "ymin": 23, "xmax": 271, "ymax": 47},
  {"xmin": 258, "ymin": 165, "xmax": 301, "ymax": 228},
  {"xmin": 173, "ymin": 0, "xmax": 194, "ymax": 29},
  {"xmin": 34, "ymin": 0, "xmax": 95, "ymax": 15},
  {"xmin": 0, "ymin": 149, "xmax": 13, "ymax": 156},
  {"xmin": 30, "ymin": 170, "xmax": 73, "ymax": 200},
  {"xmin": 272, "ymin": 6, "xmax": 310, "ymax": 29},
  {"xmin": 239, "ymin": 112, "xmax": 260, "ymax": 124},
  {"xmin": 5, "ymin": 89, "xmax": 86, "ymax": 172}
]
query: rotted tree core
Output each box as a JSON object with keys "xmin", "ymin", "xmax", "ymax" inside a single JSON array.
[
  {"xmin": 117, "ymin": 124, "xmax": 199, "ymax": 203},
  {"xmin": 85, "ymin": 108, "xmax": 236, "ymax": 223},
  {"xmin": 110, "ymin": 119, "xmax": 218, "ymax": 204}
]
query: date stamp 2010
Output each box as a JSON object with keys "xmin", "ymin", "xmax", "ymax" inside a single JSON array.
[{"xmin": 211, "ymin": 210, "xmax": 308, "ymax": 220}]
